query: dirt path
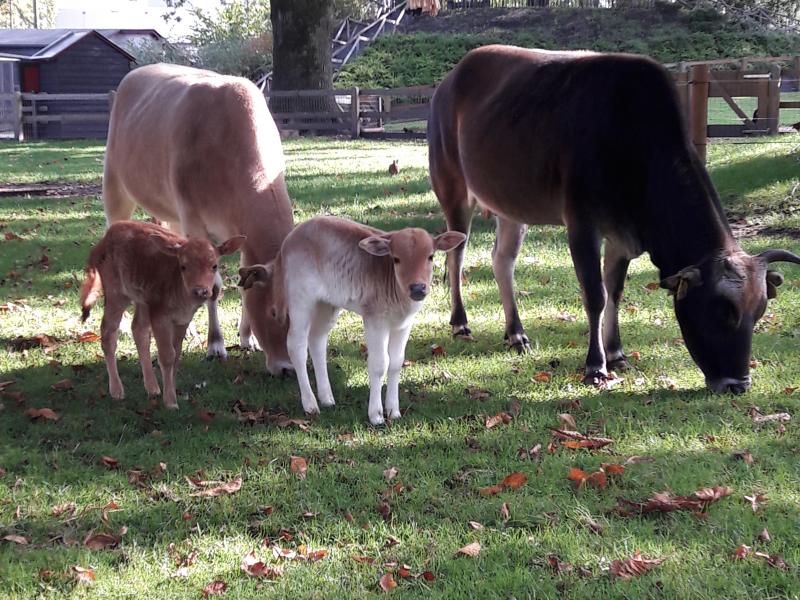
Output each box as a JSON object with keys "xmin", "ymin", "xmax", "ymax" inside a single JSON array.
[{"xmin": 0, "ymin": 182, "xmax": 102, "ymax": 199}]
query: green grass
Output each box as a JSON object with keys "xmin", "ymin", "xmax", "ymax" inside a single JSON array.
[{"xmin": 1, "ymin": 137, "xmax": 799, "ymax": 598}]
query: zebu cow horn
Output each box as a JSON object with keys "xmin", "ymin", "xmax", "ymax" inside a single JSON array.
[{"xmin": 757, "ymin": 249, "xmax": 800, "ymax": 265}]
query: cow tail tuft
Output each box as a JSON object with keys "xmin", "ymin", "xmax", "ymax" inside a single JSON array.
[{"xmin": 80, "ymin": 243, "xmax": 105, "ymax": 322}]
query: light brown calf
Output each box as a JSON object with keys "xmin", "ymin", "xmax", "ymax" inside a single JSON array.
[
  {"xmin": 240, "ymin": 216, "xmax": 465, "ymax": 425},
  {"xmin": 104, "ymin": 63, "xmax": 293, "ymax": 375},
  {"xmin": 80, "ymin": 221, "xmax": 245, "ymax": 409}
]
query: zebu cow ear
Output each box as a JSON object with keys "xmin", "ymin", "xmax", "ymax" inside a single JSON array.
[
  {"xmin": 217, "ymin": 235, "xmax": 246, "ymax": 256},
  {"xmin": 660, "ymin": 267, "xmax": 702, "ymax": 301},
  {"xmin": 433, "ymin": 231, "xmax": 467, "ymax": 252},
  {"xmin": 766, "ymin": 270, "xmax": 784, "ymax": 300},
  {"xmin": 359, "ymin": 235, "xmax": 391, "ymax": 256},
  {"xmin": 149, "ymin": 234, "xmax": 182, "ymax": 256},
  {"xmin": 238, "ymin": 264, "xmax": 272, "ymax": 290}
]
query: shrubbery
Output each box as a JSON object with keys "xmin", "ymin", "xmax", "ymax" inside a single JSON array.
[{"xmin": 336, "ymin": 6, "xmax": 800, "ymax": 88}]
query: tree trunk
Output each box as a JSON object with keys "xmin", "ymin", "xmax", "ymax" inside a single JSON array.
[{"xmin": 271, "ymin": 0, "xmax": 333, "ymax": 91}]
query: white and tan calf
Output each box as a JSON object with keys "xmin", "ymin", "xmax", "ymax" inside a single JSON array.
[{"xmin": 240, "ymin": 216, "xmax": 465, "ymax": 425}]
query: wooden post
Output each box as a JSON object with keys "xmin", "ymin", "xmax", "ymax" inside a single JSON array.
[
  {"xmin": 350, "ymin": 87, "xmax": 360, "ymax": 139},
  {"xmin": 767, "ymin": 64, "xmax": 781, "ymax": 135},
  {"xmin": 688, "ymin": 64, "xmax": 709, "ymax": 163},
  {"xmin": 676, "ymin": 62, "xmax": 690, "ymax": 134},
  {"xmin": 12, "ymin": 91, "xmax": 23, "ymax": 141},
  {"xmin": 31, "ymin": 97, "xmax": 38, "ymax": 141}
]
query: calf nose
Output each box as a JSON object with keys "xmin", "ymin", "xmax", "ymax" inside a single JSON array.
[
  {"xmin": 409, "ymin": 283, "xmax": 428, "ymax": 301},
  {"xmin": 192, "ymin": 287, "xmax": 211, "ymax": 300}
]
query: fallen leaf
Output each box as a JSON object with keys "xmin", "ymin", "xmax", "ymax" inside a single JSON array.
[
  {"xmin": 76, "ymin": 331, "xmax": 100, "ymax": 343},
  {"xmin": 734, "ymin": 544, "xmax": 751, "ymax": 559},
  {"xmin": 290, "ymin": 456, "xmax": 308, "ymax": 479},
  {"xmin": 430, "ymin": 344, "xmax": 446, "ymax": 356},
  {"xmin": 645, "ymin": 282, "xmax": 660, "ymax": 291},
  {"xmin": 567, "ymin": 467, "xmax": 607, "ymax": 490},
  {"xmin": 71, "ymin": 566, "xmax": 95, "ymax": 583},
  {"xmin": 379, "ymin": 572, "xmax": 397, "ymax": 592},
  {"xmin": 383, "ymin": 467, "xmax": 398, "ymax": 482},
  {"xmin": 547, "ymin": 554, "xmax": 573, "ymax": 573},
  {"xmin": 100, "ymin": 456, "xmax": 119, "ymax": 469},
  {"xmin": 397, "ymin": 566, "xmax": 411, "ymax": 579},
  {"xmin": 618, "ymin": 486, "xmax": 732, "ymax": 515},
  {"xmin": 758, "ymin": 527, "xmax": 771, "ymax": 542},
  {"xmin": 732, "ymin": 450, "xmax": 753, "ymax": 466},
  {"xmin": 240, "ymin": 551, "xmax": 283, "ymax": 578},
  {"xmin": 501, "ymin": 472, "xmax": 528, "ymax": 489},
  {"xmin": 52, "ymin": 502, "xmax": 76, "ymax": 517},
  {"xmin": 485, "ymin": 412, "xmax": 512, "ymax": 429},
  {"xmin": 465, "ymin": 386, "xmax": 490, "ymax": 401},
  {"xmin": 609, "ymin": 551, "xmax": 664, "ymax": 579},
  {"xmin": 624, "ymin": 455, "xmax": 655, "ymax": 465},
  {"xmin": 751, "ymin": 412, "xmax": 790, "ymax": 424},
  {"xmin": 352, "ymin": 555, "xmax": 376, "ymax": 564},
  {"xmin": 2, "ymin": 534, "xmax": 28, "ymax": 544},
  {"xmin": 550, "ymin": 428, "xmax": 614, "ymax": 450},
  {"xmin": 558, "ymin": 413, "xmax": 577, "ymax": 429},
  {"xmin": 533, "ymin": 371, "xmax": 552, "ymax": 383},
  {"xmin": 51, "ymin": 379, "xmax": 74, "ymax": 391},
  {"xmin": 189, "ymin": 477, "xmax": 242, "ymax": 497},
  {"xmin": 100, "ymin": 501, "xmax": 120, "ymax": 524},
  {"xmin": 518, "ymin": 443, "xmax": 542, "ymax": 461},
  {"xmin": 784, "ymin": 387, "xmax": 797, "ymax": 395},
  {"xmin": 601, "ymin": 463, "xmax": 625, "ymax": 475},
  {"xmin": 201, "ymin": 580, "xmax": 227, "ymax": 596},
  {"xmin": 744, "ymin": 493, "xmax": 767, "ymax": 512},
  {"xmin": 83, "ymin": 531, "xmax": 119, "ymax": 550},
  {"xmin": 456, "ymin": 541, "xmax": 481, "ymax": 557},
  {"xmin": 421, "ymin": 570, "xmax": 435, "ymax": 581},
  {"xmin": 753, "ymin": 551, "xmax": 788, "ymax": 570},
  {"xmin": 468, "ymin": 521, "xmax": 484, "ymax": 530},
  {"xmin": 24, "ymin": 407, "xmax": 59, "ymax": 421}
]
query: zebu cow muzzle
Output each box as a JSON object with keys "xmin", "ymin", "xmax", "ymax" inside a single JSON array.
[{"xmin": 706, "ymin": 376, "xmax": 752, "ymax": 395}]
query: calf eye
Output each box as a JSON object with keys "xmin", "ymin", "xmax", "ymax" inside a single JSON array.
[
  {"xmin": 180, "ymin": 265, "xmax": 186, "ymax": 272},
  {"xmin": 393, "ymin": 257, "xmax": 400, "ymax": 264},
  {"xmin": 428, "ymin": 254, "xmax": 434, "ymax": 261},
  {"xmin": 212, "ymin": 264, "xmax": 218, "ymax": 271}
]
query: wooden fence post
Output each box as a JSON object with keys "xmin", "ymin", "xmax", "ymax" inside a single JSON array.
[
  {"xmin": 676, "ymin": 62, "xmax": 690, "ymax": 134},
  {"xmin": 688, "ymin": 64, "xmax": 709, "ymax": 164},
  {"xmin": 350, "ymin": 87, "xmax": 360, "ymax": 139},
  {"xmin": 31, "ymin": 97, "xmax": 38, "ymax": 141},
  {"xmin": 12, "ymin": 91, "xmax": 23, "ymax": 141},
  {"xmin": 767, "ymin": 64, "xmax": 781, "ymax": 135}
]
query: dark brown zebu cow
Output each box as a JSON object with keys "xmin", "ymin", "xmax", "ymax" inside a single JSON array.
[{"xmin": 428, "ymin": 45, "xmax": 799, "ymax": 393}]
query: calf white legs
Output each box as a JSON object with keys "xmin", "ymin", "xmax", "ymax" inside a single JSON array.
[{"xmin": 287, "ymin": 302, "xmax": 412, "ymax": 426}]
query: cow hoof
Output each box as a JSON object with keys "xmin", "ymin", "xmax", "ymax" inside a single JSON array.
[
  {"xmin": 145, "ymin": 384, "xmax": 161, "ymax": 396},
  {"xmin": 387, "ymin": 410, "xmax": 401, "ymax": 421},
  {"xmin": 506, "ymin": 333, "xmax": 530, "ymax": 354},
  {"xmin": 164, "ymin": 402, "xmax": 179, "ymax": 411},
  {"xmin": 582, "ymin": 372, "xmax": 607, "ymax": 387},
  {"xmin": 239, "ymin": 336, "xmax": 261, "ymax": 352},
  {"xmin": 607, "ymin": 357, "xmax": 631, "ymax": 372},
  {"xmin": 453, "ymin": 325, "xmax": 474, "ymax": 341},
  {"xmin": 319, "ymin": 392, "xmax": 336, "ymax": 408},
  {"xmin": 109, "ymin": 383, "xmax": 125, "ymax": 400},
  {"xmin": 206, "ymin": 339, "xmax": 228, "ymax": 361},
  {"xmin": 369, "ymin": 414, "xmax": 386, "ymax": 427}
]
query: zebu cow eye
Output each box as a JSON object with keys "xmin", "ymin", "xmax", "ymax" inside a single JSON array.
[
  {"xmin": 180, "ymin": 265, "xmax": 186, "ymax": 272},
  {"xmin": 212, "ymin": 264, "xmax": 218, "ymax": 271},
  {"xmin": 393, "ymin": 257, "xmax": 400, "ymax": 264},
  {"xmin": 428, "ymin": 254, "xmax": 434, "ymax": 261}
]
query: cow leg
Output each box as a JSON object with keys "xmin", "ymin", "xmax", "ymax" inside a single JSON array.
[
  {"xmin": 492, "ymin": 216, "xmax": 529, "ymax": 352},
  {"xmin": 101, "ymin": 300, "xmax": 128, "ymax": 400},
  {"xmin": 151, "ymin": 316, "xmax": 179, "ymax": 410},
  {"xmin": 385, "ymin": 324, "xmax": 412, "ymax": 421},
  {"xmin": 205, "ymin": 272, "xmax": 227, "ymax": 360},
  {"xmin": 363, "ymin": 318, "xmax": 391, "ymax": 426},
  {"xmin": 443, "ymin": 197, "xmax": 474, "ymax": 339},
  {"xmin": 287, "ymin": 304, "xmax": 319, "ymax": 416},
  {"xmin": 172, "ymin": 322, "xmax": 189, "ymax": 372},
  {"xmin": 308, "ymin": 303, "xmax": 340, "ymax": 409},
  {"xmin": 567, "ymin": 226, "xmax": 608, "ymax": 384},
  {"xmin": 131, "ymin": 304, "xmax": 160, "ymax": 397},
  {"xmin": 237, "ymin": 293, "xmax": 260, "ymax": 351},
  {"xmin": 602, "ymin": 240, "xmax": 632, "ymax": 372},
  {"xmin": 102, "ymin": 174, "xmax": 136, "ymax": 226}
]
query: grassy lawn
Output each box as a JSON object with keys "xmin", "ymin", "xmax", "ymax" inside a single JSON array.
[{"xmin": 1, "ymin": 136, "xmax": 799, "ymax": 599}]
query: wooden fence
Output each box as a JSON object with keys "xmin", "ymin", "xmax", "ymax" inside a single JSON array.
[{"xmin": 0, "ymin": 92, "xmax": 112, "ymax": 141}]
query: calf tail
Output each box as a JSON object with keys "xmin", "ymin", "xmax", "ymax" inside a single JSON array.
[
  {"xmin": 271, "ymin": 252, "xmax": 288, "ymax": 325},
  {"xmin": 80, "ymin": 242, "xmax": 105, "ymax": 322}
]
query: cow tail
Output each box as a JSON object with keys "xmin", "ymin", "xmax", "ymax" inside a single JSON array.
[{"xmin": 80, "ymin": 243, "xmax": 105, "ymax": 322}]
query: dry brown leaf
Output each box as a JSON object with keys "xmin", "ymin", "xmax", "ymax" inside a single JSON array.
[
  {"xmin": 753, "ymin": 551, "xmax": 789, "ymax": 570},
  {"xmin": 734, "ymin": 544, "xmax": 751, "ymax": 559},
  {"xmin": 624, "ymin": 455, "xmax": 655, "ymax": 465},
  {"xmin": 379, "ymin": 572, "xmax": 397, "ymax": 592},
  {"xmin": 732, "ymin": 450, "xmax": 754, "ymax": 466},
  {"xmin": 100, "ymin": 501, "xmax": 120, "ymax": 524},
  {"xmin": 645, "ymin": 282, "xmax": 660, "ymax": 291},
  {"xmin": 240, "ymin": 551, "xmax": 283, "ymax": 578},
  {"xmin": 550, "ymin": 428, "xmax": 613, "ymax": 450},
  {"xmin": 51, "ymin": 379, "xmax": 74, "ymax": 391},
  {"xmin": 533, "ymin": 371, "xmax": 552, "ymax": 383},
  {"xmin": 24, "ymin": 407, "xmax": 60, "ymax": 421},
  {"xmin": 744, "ymin": 493, "xmax": 767, "ymax": 513},
  {"xmin": 485, "ymin": 412, "xmax": 512, "ymax": 429},
  {"xmin": 2, "ymin": 534, "xmax": 28, "ymax": 544},
  {"xmin": 52, "ymin": 502, "xmax": 76, "ymax": 517},
  {"xmin": 76, "ymin": 331, "xmax": 100, "ymax": 343},
  {"xmin": 618, "ymin": 486, "xmax": 732, "ymax": 515},
  {"xmin": 567, "ymin": 467, "xmax": 607, "ymax": 490},
  {"xmin": 383, "ymin": 467, "xmax": 398, "ymax": 482},
  {"xmin": 421, "ymin": 570, "xmax": 435, "ymax": 581},
  {"xmin": 201, "ymin": 580, "xmax": 227, "ymax": 597},
  {"xmin": 189, "ymin": 477, "xmax": 242, "ymax": 497},
  {"xmin": 501, "ymin": 472, "xmax": 528, "ymax": 489},
  {"xmin": 100, "ymin": 456, "xmax": 119, "ymax": 469},
  {"xmin": 352, "ymin": 555, "xmax": 376, "ymax": 564},
  {"xmin": 430, "ymin": 344, "xmax": 446, "ymax": 356},
  {"xmin": 71, "ymin": 566, "xmax": 95, "ymax": 583},
  {"xmin": 456, "ymin": 541, "xmax": 481, "ymax": 557},
  {"xmin": 609, "ymin": 551, "xmax": 664, "ymax": 579},
  {"xmin": 751, "ymin": 412, "xmax": 791, "ymax": 424},
  {"xmin": 601, "ymin": 463, "xmax": 625, "ymax": 475},
  {"xmin": 468, "ymin": 521, "xmax": 484, "ymax": 530},
  {"xmin": 83, "ymin": 531, "xmax": 119, "ymax": 550},
  {"xmin": 558, "ymin": 413, "xmax": 577, "ymax": 429},
  {"xmin": 758, "ymin": 528, "xmax": 771, "ymax": 542},
  {"xmin": 290, "ymin": 456, "xmax": 308, "ymax": 479}
]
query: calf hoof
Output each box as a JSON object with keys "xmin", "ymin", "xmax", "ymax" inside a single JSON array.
[
  {"xmin": 109, "ymin": 382, "xmax": 125, "ymax": 400},
  {"xmin": 145, "ymin": 382, "xmax": 161, "ymax": 396},
  {"xmin": 164, "ymin": 401, "xmax": 179, "ymax": 411},
  {"xmin": 452, "ymin": 325, "xmax": 474, "ymax": 341},
  {"xmin": 319, "ymin": 392, "xmax": 336, "ymax": 408},
  {"xmin": 369, "ymin": 413, "xmax": 386, "ymax": 427},
  {"xmin": 302, "ymin": 398, "xmax": 320, "ymax": 417},
  {"xmin": 239, "ymin": 335, "xmax": 261, "ymax": 352},
  {"xmin": 387, "ymin": 409, "xmax": 401, "ymax": 421},
  {"xmin": 206, "ymin": 339, "xmax": 228, "ymax": 361},
  {"xmin": 505, "ymin": 333, "xmax": 530, "ymax": 354},
  {"xmin": 607, "ymin": 357, "xmax": 631, "ymax": 372}
]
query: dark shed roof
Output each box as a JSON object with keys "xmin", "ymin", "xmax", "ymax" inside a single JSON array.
[{"xmin": 0, "ymin": 29, "xmax": 136, "ymax": 61}]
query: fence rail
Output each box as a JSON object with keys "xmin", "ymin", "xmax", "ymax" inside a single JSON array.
[{"xmin": 442, "ymin": 0, "xmax": 659, "ymax": 8}]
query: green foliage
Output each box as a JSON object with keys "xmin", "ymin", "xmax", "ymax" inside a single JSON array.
[{"xmin": 337, "ymin": 7, "xmax": 800, "ymax": 88}]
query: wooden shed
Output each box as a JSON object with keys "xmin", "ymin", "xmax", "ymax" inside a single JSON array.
[{"xmin": 0, "ymin": 29, "xmax": 135, "ymax": 139}]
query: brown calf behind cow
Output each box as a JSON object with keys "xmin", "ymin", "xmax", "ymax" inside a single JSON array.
[{"xmin": 80, "ymin": 221, "xmax": 245, "ymax": 409}]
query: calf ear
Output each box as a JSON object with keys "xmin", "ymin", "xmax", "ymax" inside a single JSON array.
[
  {"xmin": 433, "ymin": 231, "xmax": 467, "ymax": 252},
  {"xmin": 766, "ymin": 269, "xmax": 784, "ymax": 299},
  {"xmin": 217, "ymin": 235, "xmax": 247, "ymax": 256},
  {"xmin": 149, "ymin": 234, "xmax": 182, "ymax": 256},
  {"xmin": 660, "ymin": 267, "xmax": 702, "ymax": 300},
  {"xmin": 359, "ymin": 235, "xmax": 391, "ymax": 256},
  {"xmin": 238, "ymin": 264, "xmax": 272, "ymax": 290}
]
